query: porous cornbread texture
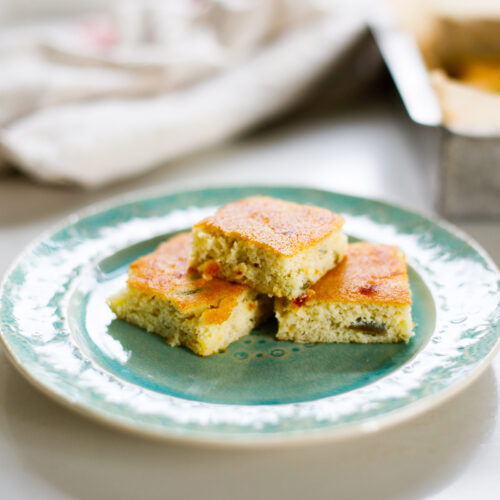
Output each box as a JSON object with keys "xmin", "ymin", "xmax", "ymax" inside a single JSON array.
[
  {"xmin": 275, "ymin": 243, "xmax": 413, "ymax": 343},
  {"xmin": 190, "ymin": 196, "xmax": 347, "ymax": 299},
  {"xmin": 108, "ymin": 233, "xmax": 271, "ymax": 356}
]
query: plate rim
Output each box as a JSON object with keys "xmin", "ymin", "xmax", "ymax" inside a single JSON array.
[
  {"xmin": 1, "ymin": 325, "xmax": 499, "ymax": 449},
  {"xmin": 1, "ymin": 184, "xmax": 499, "ymax": 448}
]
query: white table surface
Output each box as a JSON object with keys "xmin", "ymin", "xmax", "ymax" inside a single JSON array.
[{"xmin": 0, "ymin": 95, "xmax": 498, "ymax": 500}]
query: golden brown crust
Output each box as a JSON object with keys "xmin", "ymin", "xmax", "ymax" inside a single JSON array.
[
  {"xmin": 194, "ymin": 196, "xmax": 344, "ymax": 256},
  {"xmin": 128, "ymin": 233, "xmax": 247, "ymax": 324},
  {"xmin": 303, "ymin": 243, "xmax": 412, "ymax": 305}
]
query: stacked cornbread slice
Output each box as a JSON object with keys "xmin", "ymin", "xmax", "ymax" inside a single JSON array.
[
  {"xmin": 109, "ymin": 196, "xmax": 413, "ymax": 356},
  {"xmin": 191, "ymin": 197, "xmax": 347, "ymax": 299}
]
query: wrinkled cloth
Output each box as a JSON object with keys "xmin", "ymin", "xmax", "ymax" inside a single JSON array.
[{"xmin": 0, "ymin": 0, "xmax": 366, "ymax": 187}]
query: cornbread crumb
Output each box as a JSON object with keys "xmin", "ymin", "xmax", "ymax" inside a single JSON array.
[{"xmin": 191, "ymin": 196, "xmax": 347, "ymax": 299}]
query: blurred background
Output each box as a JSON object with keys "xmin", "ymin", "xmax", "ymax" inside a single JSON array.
[
  {"xmin": 1, "ymin": 0, "xmax": 499, "ymax": 215},
  {"xmin": 1, "ymin": 0, "xmax": 499, "ymax": 218}
]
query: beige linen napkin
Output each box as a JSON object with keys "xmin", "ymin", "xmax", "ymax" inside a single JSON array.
[{"xmin": 0, "ymin": 0, "xmax": 366, "ymax": 187}]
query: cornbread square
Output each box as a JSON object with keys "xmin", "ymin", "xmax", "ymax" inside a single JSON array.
[
  {"xmin": 275, "ymin": 243, "xmax": 413, "ymax": 343},
  {"xmin": 108, "ymin": 233, "xmax": 271, "ymax": 357},
  {"xmin": 190, "ymin": 196, "xmax": 347, "ymax": 299}
]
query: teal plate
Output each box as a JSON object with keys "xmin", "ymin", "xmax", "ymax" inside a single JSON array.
[{"xmin": 1, "ymin": 186, "xmax": 499, "ymax": 446}]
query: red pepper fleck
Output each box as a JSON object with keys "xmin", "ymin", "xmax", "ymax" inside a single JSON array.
[
  {"xmin": 292, "ymin": 289, "xmax": 315, "ymax": 306},
  {"xmin": 359, "ymin": 284, "xmax": 378, "ymax": 295},
  {"xmin": 201, "ymin": 260, "xmax": 220, "ymax": 280}
]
